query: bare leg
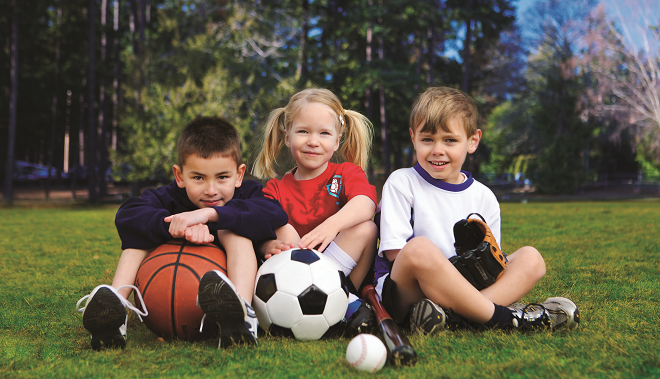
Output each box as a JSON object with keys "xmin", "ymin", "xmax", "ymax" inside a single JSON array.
[
  {"xmin": 333, "ymin": 220, "xmax": 378, "ymax": 289},
  {"xmin": 480, "ymin": 246, "xmax": 546, "ymax": 306},
  {"xmin": 111, "ymin": 248, "xmax": 151, "ymax": 299},
  {"xmin": 217, "ymin": 230, "xmax": 257, "ymax": 303},
  {"xmin": 388, "ymin": 237, "xmax": 495, "ymax": 323}
]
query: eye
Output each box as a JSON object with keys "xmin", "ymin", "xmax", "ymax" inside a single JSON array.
[
  {"xmin": 421, "ymin": 137, "xmax": 433, "ymax": 143},
  {"xmin": 218, "ymin": 175, "xmax": 229, "ymax": 180},
  {"xmin": 193, "ymin": 175, "xmax": 203, "ymax": 180},
  {"xmin": 446, "ymin": 138, "xmax": 458, "ymax": 143},
  {"xmin": 297, "ymin": 129, "xmax": 308, "ymax": 134}
]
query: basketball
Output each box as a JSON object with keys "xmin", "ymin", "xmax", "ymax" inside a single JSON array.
[{"xmin": 134, "ymin": 239, "xmax": 227, "ymax": 341}]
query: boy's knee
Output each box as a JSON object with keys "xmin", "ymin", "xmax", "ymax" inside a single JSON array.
[
  {"xmin": 516, "ymin": 246, "xmax": 546, "ymax": 280},
  {"xmin": 399, "ymin": 237, "xmax": 447, "ymax": 268}
]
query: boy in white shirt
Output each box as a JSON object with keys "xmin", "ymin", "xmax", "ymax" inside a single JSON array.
[{"xmin": 376, "ymin": 87, "xmax": 580, "ymax": 332}]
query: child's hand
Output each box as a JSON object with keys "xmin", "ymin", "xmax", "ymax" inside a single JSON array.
[
  {"xmin": 263, "ymin": 240, "xmax": 297, "ymax": 260},
  {"xmin": 164, "ymin": 209, "xmax": 214, "ymax": 239},
  {"xmin": 182, "ymin": 223, "xmax": 215, "ymax": 244},
  {"xmin": 298, "ymin": 220, "xmax": 340, "ymax": 253}
]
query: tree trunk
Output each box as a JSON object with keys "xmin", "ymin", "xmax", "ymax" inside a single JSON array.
[
  {"xmin": 461, "ymin": 0, "xmax": 473, "ymax": 93},
  {"xmin": 296, "ymin": 0, "xmax": 309, "ymax": 81},
  {"xmin": 4, "ymin": 0, "xmax": 18, "ymax": 205},
  {"xmin": 98, "ymin": 0, "xmax": 109, "ymax": 197},
  {"xmin": 88, "ymin": 0, "xmax": 98, "ymax": 203},
  {"xmin": 112, "ymin": 0, "xmax": 120, "ymax": 154},
  {"xmin": 46, "ymin": 7, "xmax": 62, "ymax": 200},
  {"xmin": 378, "ymin": 35, "xmax": 390, "ymax": 175}
]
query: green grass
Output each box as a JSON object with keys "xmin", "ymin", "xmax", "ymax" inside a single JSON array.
[{"xmin": 1, "ymin": 201, "xmax": 659, "ymax": 378}]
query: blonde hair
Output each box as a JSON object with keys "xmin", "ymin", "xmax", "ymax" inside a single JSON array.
[
  {"xmin": 410, "ymin": 87, "xmax": 479, "ymax": 137},
  {"xmin": 252, "ymin": 88, "xmax": 373, "ymax": 179}
]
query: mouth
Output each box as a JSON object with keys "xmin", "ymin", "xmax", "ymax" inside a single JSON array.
[
  {"xmin": 202, "ymin": 199, "xmax": 221, "ymax": 206},
  {"xmin": 429, "ymin": 161, "xmax": 448, "ymax": 167},
  {"xmin": 303, "ymin": 151, "xmax": 321, "ymax": 156}
]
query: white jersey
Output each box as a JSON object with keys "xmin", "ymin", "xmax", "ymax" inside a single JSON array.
[{"xmin": 378, "ymin": 165, "xmax": 501, "ymax": 259}]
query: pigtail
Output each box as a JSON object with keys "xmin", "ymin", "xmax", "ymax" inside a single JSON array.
[
  {"xmin": 252, "ymin": 108, "xmax": 287, "ymax": 179},
  {"xmin": 339, "ymin": 110, "xmax": 373, "ymax": 173}
]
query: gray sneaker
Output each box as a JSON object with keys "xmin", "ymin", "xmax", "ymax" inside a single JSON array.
[
  {"xmin": 509, "ymin": 297, "xmax": 580, "ymax": 331},
  {"xmin": 410, "ymin": 298, "xmax": 448, "ymax": 334},
  {"xmin": 198, "ymin": 270, "xmax": 258, "ymax": 348}
]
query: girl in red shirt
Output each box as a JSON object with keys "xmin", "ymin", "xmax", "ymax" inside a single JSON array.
[{"xmin": 253, "ymin": 89, "xmax": 377, "ymax": 307}]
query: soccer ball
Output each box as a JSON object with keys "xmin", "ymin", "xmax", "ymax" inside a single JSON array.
[{"xmin": 252, "ymin": 248, "xmax": 349, "ymax": 340}]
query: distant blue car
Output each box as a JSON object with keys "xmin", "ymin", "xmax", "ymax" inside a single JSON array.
[{"xmin": 13, "ymin": 160, "xmax": 59, "ymax": 182}]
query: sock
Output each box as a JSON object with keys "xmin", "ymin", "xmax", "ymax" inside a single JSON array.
[
  {"xmin": 344, "ymin": 293, "xmax": 362, "ymax": 319},
  {"xmin": 485, "ymin": 304, "xmax": 514, "ymax": 329}
]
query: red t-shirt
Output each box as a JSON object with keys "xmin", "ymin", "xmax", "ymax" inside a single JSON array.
[{"xmin": 263, "ymin": 162, "xmax": 377, "ymax": 238}]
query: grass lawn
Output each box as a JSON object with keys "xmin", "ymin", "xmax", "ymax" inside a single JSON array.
[{"xmin": 1, "ymin": 201, "xmax": 659, "ymax": 378}]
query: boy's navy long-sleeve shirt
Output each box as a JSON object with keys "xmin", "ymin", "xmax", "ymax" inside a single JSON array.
[{"xmin": 115, "ymin": 180, "xmax": 288, "ymax": 250}]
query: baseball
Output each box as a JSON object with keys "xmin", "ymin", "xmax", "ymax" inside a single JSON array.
[{"xmin": 346, "ymin": 333, "xmax": 388, "ymax": 373}]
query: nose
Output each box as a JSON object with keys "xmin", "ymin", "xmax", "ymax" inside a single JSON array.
[
  {"xmin": 205, "ymin": 181, "xmax": 218, "ymax": 196},
  {"xmin": 307, "ymin": 134, "xmax": 320, "ymax": 146},
  {"xmin": 432, "ymin": 142, "xmax": 445, "ymax": 155}
]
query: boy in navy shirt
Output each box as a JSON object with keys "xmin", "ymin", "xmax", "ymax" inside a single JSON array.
[{"xmin": 76, "ymin": 117, "xmax": 288, "ymax": 350}]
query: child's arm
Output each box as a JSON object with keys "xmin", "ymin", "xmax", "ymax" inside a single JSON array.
[
  {"xmin": 260, "ymin": 224, "xmax": 299, "ymax": 259},
  {"xmin": 297, "ymin": 194, "xmax": 376, "ymax": 252},
  {"xmin": 115, "ymin": 188, "xmax": 178, "ymax": 250},
  {"xmin": 164, "ymin": 208, "xmax": 216, "ymax": 244},
  {"xmin": 206, "ymin": 181, "xmax": 289, "ymax": 242}
]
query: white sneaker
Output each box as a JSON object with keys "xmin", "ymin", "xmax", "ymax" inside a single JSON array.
[
  {"xmin": 76, "ymin": 284, "xmax": 148, "ymax": 350},
  {"xmin": 198, "ymin": 270, "xmax": 257, "ymax": 347}
]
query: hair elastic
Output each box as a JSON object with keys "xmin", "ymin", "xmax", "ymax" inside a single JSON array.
[{"xmin": 339, "ymin": 113, "xmax": 345, "ymax": 127}]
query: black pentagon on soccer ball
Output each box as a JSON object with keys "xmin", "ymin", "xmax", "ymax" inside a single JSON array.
[
  {"xmin": 298, "ymin": 284, "xmax": 327, "ymax": 315},
  {"xmin": 290, "ymin": 248, "xmax": 320, "ymax": 264},
  {"xmin": 268, "ymin": 324, "xmax": 296, "ymax": 338},
  {"xmin": 255, "ymin": 273, "xmax": 277, "ymax": 303}
]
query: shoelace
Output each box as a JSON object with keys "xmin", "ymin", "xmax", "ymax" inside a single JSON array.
[{"xmin": 76, "ymin": 285, "xmax": 148, "ymax": 322}]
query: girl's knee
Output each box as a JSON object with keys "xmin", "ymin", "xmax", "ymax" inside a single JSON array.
[{"xmin": 342, "ymin": 219, "xmax": 378, "ymax": 240}]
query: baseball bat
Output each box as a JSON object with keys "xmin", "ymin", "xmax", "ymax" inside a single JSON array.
[{"xmin": 361, "ymin": 284, "xmax": 417, "ymax": 366}]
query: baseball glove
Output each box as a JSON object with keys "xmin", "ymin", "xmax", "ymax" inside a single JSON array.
[{"xmin": 449, "ymin": 213, "xmax": 507, "ymax": 290}]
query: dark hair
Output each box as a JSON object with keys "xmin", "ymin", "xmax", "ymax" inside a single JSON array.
[{"xmin": 177, "ymin": 117, "xmax": 241, "ymax": 168}]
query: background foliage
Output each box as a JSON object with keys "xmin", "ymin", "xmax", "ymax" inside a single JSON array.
[{"xmin": 1, "ymin": 0, "xmax": 659, "ymax": 200}]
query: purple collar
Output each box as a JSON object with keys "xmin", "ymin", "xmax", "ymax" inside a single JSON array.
[{"xmin": 413, "ymin": 163, "xmax": 474, "ymax": 192}]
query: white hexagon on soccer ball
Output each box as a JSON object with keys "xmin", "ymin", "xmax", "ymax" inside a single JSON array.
[
  {"xmin": 309, "ymin": 259, "xmax": 342, "ymax": 294},
  {"xmin": 266, "ymin": 291, "xmax": 303, "ymax": 328},
  {"xmin": 291, "ymin": 314, "xmax": 330, "ymax": 340},
  {"xmin": 275, "ymin": 261, "xmax": 314, "ymax": 295},
  {"xmin": 324, "ymin": 288, "xmax": 349, "ymax": 326}
]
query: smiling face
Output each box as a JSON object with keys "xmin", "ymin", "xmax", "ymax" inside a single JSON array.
[
  {"xmin": 410, "ymin": 117, "xmax": 481, "ymax": 184},
  {"xmin": 173, "ymin": 153, "xmax": 246, "ymax": 208},
  {"xmin": 285, "ymin": 102, "xmax": 341, "ymax": 180}
]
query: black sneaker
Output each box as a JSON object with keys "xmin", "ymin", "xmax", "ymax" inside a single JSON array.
[
  {"xmin": 344, "ymin": 299, "xmax": 376, "ymax": 336},
  {"xmin": 410, "ymin": 298, "xmax": 448, "ymax": 334},
  {"xmin": 76, "ymin": 284, "xmax": 148, "ymax": 351},
  {"xmin": 509, "ymin": 297, "xmax": 580, "ymax": 331},
  {"xmin": 198, "ymin": 270, "xmax": 257, "ymax": 348}
]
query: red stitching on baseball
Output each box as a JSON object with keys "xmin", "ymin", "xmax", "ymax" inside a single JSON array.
[{"xmin": 348, "ymin": 334, "xmax": 368, "ymax": 368}]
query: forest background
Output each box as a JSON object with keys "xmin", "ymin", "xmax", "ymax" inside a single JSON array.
[{"xmin": 1, "ymin": 0, "xmax": 659, "ymax": 203}]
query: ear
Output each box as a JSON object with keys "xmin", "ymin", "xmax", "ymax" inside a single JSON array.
[
  {"xmin": 173, "ymin": 165, "xmax": 186, "ymax": 188},
  {"xmin": 234, "ymin": 163, "xmax": 246, "ymax": 188},
  {"xmin": 409, "ymin": 128, "xmax": 417, "ymax": 149},
  {"xmin": 467, "ymin": 129, "xmax": 482, "ymax": 154},
  {"xmin": 284, "ymin": 130, "xmax": 291, "ymax": 148},
  {"xmin": 334, "ymin": 134, "xmax": 342, "ymax": 152}
]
